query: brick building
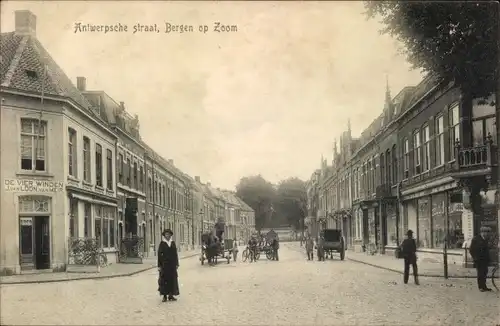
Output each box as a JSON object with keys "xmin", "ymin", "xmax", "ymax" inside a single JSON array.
[{"xmin": 312, "ymin": 75, "xmax": 497, "ymax": 266}]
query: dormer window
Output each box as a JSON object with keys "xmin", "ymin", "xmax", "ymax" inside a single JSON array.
[{"xmin": 25, "ymin": 69, "xmax": 38, "ymax": 79}]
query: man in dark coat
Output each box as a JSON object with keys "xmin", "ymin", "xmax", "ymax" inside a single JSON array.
[
  {"xmin": 400, "ymin": 229, "xmax": 419, "ymax": 285},
  {"xmin": 469, "ymin": 226, "xmax": 492, "ymax": 292},
  {"xmin": 157, "ymin": 229, "xmax": 180, "ymax": 302},
  {"xmin": 271, "ymin": 238, "xmax": 280, "ymax": 261}
]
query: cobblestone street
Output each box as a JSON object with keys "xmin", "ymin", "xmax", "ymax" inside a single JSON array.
[{"xmin": 1, "ymin": 244, "xmax": 498, "ymax": 326}]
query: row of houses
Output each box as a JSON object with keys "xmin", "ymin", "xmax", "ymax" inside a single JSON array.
[
  {"xmin": 306, "ymin": 74, "xmax": 498, "ymax": 267},
  {"xmin": 0, "ymin": 10, "xmax": 255, "ymax": 275}
]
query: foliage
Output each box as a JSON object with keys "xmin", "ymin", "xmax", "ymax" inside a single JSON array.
[
  {"xmin": 235, "ymin": 175, "xmax": 276, "ymax": 231},
  {"xmin": 364, "ymin": 1, "xmax": 498, "ymax": 98},
  {"xmin": 274, "ymin": 177, "xmax": 308, "ymax": 230}
]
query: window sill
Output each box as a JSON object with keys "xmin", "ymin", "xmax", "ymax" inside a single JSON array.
[
  {"xmin": 95, "ymin": 185, "xmax": 105, "ymax": 192},
  {"xmin": 102, "ymin": 248, "xmax": 118, "ymax": 253},
  {"xmin": 67, "ymin": 175, "xmax": 79, "ymax": 182},
  {"xmin": 16, "ymin": 171, "xmax": 54, "ymax": 178},
  {"xmin": 433, "ymin": 164, "xmax": 445, "ymax": 170},
  {"xmin": 82, "ymin": 180, "xmax": 93, "ymax": 187}
]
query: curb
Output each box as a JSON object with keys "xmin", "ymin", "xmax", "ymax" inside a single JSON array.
[
  {"xmin": 346, "ymin": 257, "xmax": 494, "ymax": 279},
  {"xmin": 287, "ymin": 244, "xmax": 493, "ymax": 280},
  {"xmin": 0, "ymin": 253, "xmax": 199, "ymax": 286}
]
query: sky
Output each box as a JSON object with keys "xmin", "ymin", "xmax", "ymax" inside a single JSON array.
[{"xmin": 1, "ymin": 1, "xmax": 424, "ymax": 190}]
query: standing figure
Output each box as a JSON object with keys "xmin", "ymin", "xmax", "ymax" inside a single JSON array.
[
  {"xmin": 232, "ymin": 238, "xmax": 239, "ymax": 262},
  {"xmin": 248, "ymin": 235, "xmax": 258, "ymax": 262},
  {"xmin": 271, "ymin": 238, "xmax": 280, "ymax": 261},
  {"xmin": 469, "ymin": 226, "xmax": 492, "ymax": 292},
  {"xmin": 317, "ymin": 234, "xmax": 325, "ymax": 261},
  {"xmin": 305, "ymin": 236, "xmax": 314, "ymax": 261},
  {"xmin": 400, "ymin": 230, "xmax": 419, "ymax": 285},
  {"xmin": 157, "ymin": 229, "xmax": 180, "ymax": 302}
]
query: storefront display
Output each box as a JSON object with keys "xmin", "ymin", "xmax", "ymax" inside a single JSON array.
[{"xmin": 417, "ymin": 197, "xmax": 431, "ymax": 248}]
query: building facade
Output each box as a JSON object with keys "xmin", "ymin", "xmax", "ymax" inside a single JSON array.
[
  {"xmin": 311, "ymin": 75, "xmax": 497, "ymax": 267},
  {"xmin": 0, "ymin": 10, "xmax": 255, "ymax": 275}
]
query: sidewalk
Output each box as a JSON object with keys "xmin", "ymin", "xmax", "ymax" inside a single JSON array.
[
  {"xmin": 286, "ymin": 242, "xmax": 497, "ymax": 279},
  {"xmin": 0, "ymin": 249, "xmax": 200, "ymax": 285}
]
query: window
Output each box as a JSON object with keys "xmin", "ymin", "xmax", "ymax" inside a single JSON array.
[
  {"xmin": 403, "ymin": 138, "xmax": 409, "ymax": 178},
  {"xmin": 386, "ymin": 204, "xmax": 397, "ymax": 245},
  {"xmin": 386, "ymin": 149, "xmax": 391, "ymax": 185},
  {"xmin": 83, "ymin": 137, "xmax": 91, "ymax": 182},
  {"xmin": 103, "ymin": 207, "xmax": 109, "ymax": 247},
  {"xmin": 435, "ymin": 116, "xmax": 445, "ymax": 166},
  {"xmin": 431, "ymin": 193, "xmax": 446, "ymax": 248},
  {"xmin": 380, "ymin": 153, "xmax": 385, "ymax": 185},
  {"xmin": 126, "ymin": 158, "xmax": 131, "ymax": 186},
  {"xmin": 391, "ymin": 144, "xmax": 397, "ymax": 183},
  {"xmin": 118, "ymin": 154, "xmax": 124, "ymax": 183},
  {"xmin": 448, "ymin": 201, "xmax": 464, "ymax": 249},
  {"xmin": 154, "ymin": 181, "xmax": 158, "ymax": 203},
  {"xmin": 413, "ymin": 131, "xmax": 421, "ymax": 174},
  {"xmin": 106, "ymin": 149, "xmax": 113, "ymax": 190},
  {"xmin": 159, "ymin": 184, "xmax": 163, "ymax": 206},
  {"xmin": 472, "ymin": 95, "xmax": 496, "ymax": 146},
  {"xmin": 133, "ymin": 162, "xmax": 138, "ymax": 189},
  {"xmin": 417, "ymin": 197, "xmax": 431, "ymax": 248},
  {"xmin": 139, "ymin": 166, "xmax": 144, "ymax": 191},
  {"xmin": 20, "ymin": 118, "xmax": 47, "ymax": 171},
  {"xmin": 84, "ymin": 203, "xmax": 91, "ymax": 237},
  {"xmin": 422, "ymin": 125, "xmax": 430, "ymax": 171},
  {"xmin": 372, "ymin": 156, "xmax": 376, "ymax": 191},
  {"xmin": 95, "ymin": 144, "xmax": 103, "ymax": 187},
  {"xmin": 449, "ymin": 104, "xmax": 460, "ymax": 160},
  {"xmin": 69, "ymin": 199, "xmax": 78, "ymax": 238},
  {"xmin": 148, "ymin": 177, "xmax": 152, "ymax": 201},
  {"xmin": 68, "ymin": 128, "xmax": 77, "ymax": 177},
  {"xmin": 95, "ymin": 206, "xmax": 102, "ymax": 247}
]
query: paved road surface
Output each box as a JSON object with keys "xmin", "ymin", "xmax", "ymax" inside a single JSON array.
[{"xmin": 1, "ymin": 244, "xmax": 498, "ymax": 325}]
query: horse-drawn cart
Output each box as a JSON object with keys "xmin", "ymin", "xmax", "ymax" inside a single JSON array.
[{"xmin": 200, "ymin": 232, "xmax": 232, "ymax": 265}]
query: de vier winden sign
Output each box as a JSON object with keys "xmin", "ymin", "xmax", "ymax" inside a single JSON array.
[{"xmin": 4, "ymin": 179, "xmax": 64, "ymax": 192}]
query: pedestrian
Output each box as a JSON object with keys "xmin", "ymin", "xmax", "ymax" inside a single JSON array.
[
  {"xmin": 469, "ymin": 226, "xmax": 492, "ymax": 292},
  {"xmin": 317, "ymin": 234, "xmax": 325, "ymax": 261},
  {"xmin": 232, "ymin": 238, "xmax": 239, "ymax": 262},
  {"xmin": 305, "ymin": 236, "xmax": 314, "ymax": 261},
  {"xmin": 400, "ymin": 229, "xmax": 419, "ymax": 285},
  {"xmin": 272, "ymin": 237, "xmax": 280, "ymax": 261},
  {"xmin": 157, "ymin": 229, "xmax": 180, "ymax": 302},
  {"xmin": 248, "ymin": 235, "xmax": 258, "ymax": 262}
]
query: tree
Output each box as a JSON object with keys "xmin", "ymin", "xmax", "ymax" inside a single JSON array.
[
  {"xmin": 364, "ymin": 2, "xmax": 498, "ymax": 99},
  {"xmin": 235, "ymin": 175, "xmax": 276, "ymax": 232},
  {"xmin": 274, "ymin": 177, "xmax": 308, "ymax": 231}
]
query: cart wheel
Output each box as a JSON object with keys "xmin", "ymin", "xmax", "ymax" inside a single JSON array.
[
  {"xmin": 266, "ymin": 251, "xmax": 273, "ymax": 260},
  {"xmin": 255, "ymin": 252, "xmax": 261, "ymax": 260},
  {"xmin": 242, "ymin": 249, "xmax": 249, "ymax": 262}
]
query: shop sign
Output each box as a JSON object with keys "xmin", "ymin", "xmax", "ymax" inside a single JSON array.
[{"xmin": 4, "ymin": 179, "xmax": 64, "ymax": 192}]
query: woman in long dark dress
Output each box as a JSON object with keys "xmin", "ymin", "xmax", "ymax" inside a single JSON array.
[{"xmin": 157, "ymin": 229, "xmax": 180, "ymax": 302}]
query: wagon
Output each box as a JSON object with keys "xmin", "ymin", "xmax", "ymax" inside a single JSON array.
[
  {"xmin": 200, "ymin": 233, "xmax": 231, "ymax": 265},
  {"xmin": 320, "ymin": 229, "xmax": 345, "ymax": 260}
]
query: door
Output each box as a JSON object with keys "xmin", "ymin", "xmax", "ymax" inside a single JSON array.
[
  {"xmin": 19, "ymin": 217, "xmax": 34, "ymax": 270},
  {"xmin": 34, "ymin": 216, "xmax": 50, "ymax": 269}
]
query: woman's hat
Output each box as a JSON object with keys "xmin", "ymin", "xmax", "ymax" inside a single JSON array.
[{"xmin": 162, "ymin": 229, "xmax": 173, "ymax": 236}]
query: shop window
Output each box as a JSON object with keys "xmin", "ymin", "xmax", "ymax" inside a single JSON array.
[
  {"xmin": 448, "ymin": 202, "xmax": 464, "ymax": 249},
  {"xmin": 417, "ymin": 198, "xmax": 431, "ymax": 248},
  {"xmin": 431, "ymin": 193, "xmax": 446, "ymax": 248},
  {"xmin": 386, "ymin": 204, "xmax": 398, "ymax": 246}
]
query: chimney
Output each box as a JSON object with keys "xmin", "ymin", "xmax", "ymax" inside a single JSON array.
[
  {"xmin": 195, "ymin": 176, "xmax": 201, "ymax": 183},
  {"xmin": 207, "ymin": 182, "xmax": 211, "ymax": 187},
  {"xmin": 76, "ymin": 77, "xmax": 86, "ymax": 91},
  {"xmin": 120, "ymin": 101, "xmax": 125, "ymax": 109},
  {"xmin": 15, "ymin": 10, "xmax": 37, "ymax": 37},
  {"xmin": 168, "ymin": 159, "xmax": 174, "ymax": 165}
]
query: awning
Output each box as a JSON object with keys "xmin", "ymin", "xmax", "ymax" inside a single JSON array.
[{"xmin": 71, "ymin": 193, "xmax": 118, "ymax": 207}]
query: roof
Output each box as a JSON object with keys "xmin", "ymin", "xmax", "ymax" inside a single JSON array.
[
  {"xmin": 221, "ymin": 190, "xmax": 243, "ymax": 207},
  {"xmin": 235, "ymin": 197, "xmax": 254, "ymax": 212},
  {"xmin": 0, "ymin": 32, "xmax": 98, "ymax": 118}
]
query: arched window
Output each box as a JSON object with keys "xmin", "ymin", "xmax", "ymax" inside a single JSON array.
[
  {"xmin": 380, "ymin": 153, "xmax": 385, "ymax": 185},
  {"xmin": 386, "ymin": 149, "xmax": 391, "ymax": 185}
]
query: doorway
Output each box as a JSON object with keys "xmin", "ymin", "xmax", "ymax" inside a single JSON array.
[{"xmin": 19, "ymin": 216, "xmax": 50, "ymax": 270}]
